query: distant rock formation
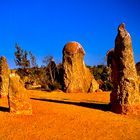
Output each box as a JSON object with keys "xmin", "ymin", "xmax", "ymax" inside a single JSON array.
[
  {"xmin": 135, "ymin": 62, "xmax": 140, "ymax": 87},
  {"xmin": 136, "ymin": 62, "xmax": 140, "ymax": 76},
  {"xmin": 108, "ymin": 23, "xmax": 140, "ymax": 114},
  {"xmin": 62, "ymin": 41, "xmax": 99, "ymax": 93},
  {"xmin": 106, "ymin": 48, "xmax": 118, "ymax": 83}
]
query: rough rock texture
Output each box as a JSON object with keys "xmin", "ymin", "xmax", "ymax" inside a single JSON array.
[
  {"xmin": 62, "ymin": 41, "xmax": 99, "ymax": 93},
  {"xmin": 9, "ymin": 71, "xmax": 32, "ymax": 114},
  {"xmin": 109, "ymin": 23, "xmax": 140, "ymax": 114},
  {"xmin": 0, "ymin": 56, "xmax": 10, "ymax": 108},
  {"xmin": 106, "ymin": 48, "xmax": 117, "ymax": 82},
  {"xmin": 0, "ymin": 56, "xmax": 10, "ymax": 97},
  {"xmin": 0, "ymin": 56, "xmax": 32, "ymax": 114}
]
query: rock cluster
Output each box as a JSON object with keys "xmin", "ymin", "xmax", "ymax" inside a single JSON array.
[
  {"xmin": 108, "ymin": 23, "xmax": 140, "ymax": 114},
  {"xmin": 62, "ymin": 41, "xmax": 99, "ymax": 93},
  {"xmin": 0, "ymin": 57, "xmax": 32, "ymax": 115}
]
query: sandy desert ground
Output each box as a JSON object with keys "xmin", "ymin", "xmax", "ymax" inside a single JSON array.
[{"xmin": 0, "ymin": 90, "xmax": 140, "ymax": 140}]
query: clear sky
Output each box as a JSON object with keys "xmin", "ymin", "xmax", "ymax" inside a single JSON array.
[{"xmin": 0, "ymin": 0, "xmax": 140, "ymax": 68}]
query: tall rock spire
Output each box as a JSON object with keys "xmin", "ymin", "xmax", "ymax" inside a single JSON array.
[{"xmin": 110, "ymin": 23, "xmax": 140, "ymax": 114}]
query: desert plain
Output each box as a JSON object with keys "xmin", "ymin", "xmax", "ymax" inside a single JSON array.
[{"xmin": 0, "ymin": 90, "xmax": 140, "ymax": 140}]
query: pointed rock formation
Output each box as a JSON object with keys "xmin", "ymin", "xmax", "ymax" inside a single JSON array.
[
  {"xmin": 62, "ymin": 41, "xmax": 99, "ymax": 93},
  {"xmin": 109, "ymin": 23, "xmax": 140, "ymax": 114}
]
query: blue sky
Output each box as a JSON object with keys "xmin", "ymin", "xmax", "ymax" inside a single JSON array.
[{"xmin": 0, "ymin": 0, "xmax": 140, "ymax": 68}]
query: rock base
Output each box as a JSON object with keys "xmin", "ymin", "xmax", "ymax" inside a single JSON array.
[{"xmin": 111, "ymin": 103, "xmax": 140, "ymax": 115}]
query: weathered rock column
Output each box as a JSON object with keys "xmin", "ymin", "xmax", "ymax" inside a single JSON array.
[
  {"xmin": 62, "ymin": 41, "xmax": 99, "ymax": 93},
  {"xmin": 9, "ymin": 71, "xmax": 32, "ymax": 114},
  {"xmin": 110, "ymin": 23, "xmax": 140, "ymax": 114},
  {"xmin": 0, "ymin": 56, "xmax": 10, "ymax": 107}
]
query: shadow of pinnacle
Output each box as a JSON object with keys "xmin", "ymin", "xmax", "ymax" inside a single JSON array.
[
  {"xmin": 0, "ymin": 106, "xmax": 10, "ymax": 112},
  {"xmin": 31, "ymin": 98, "xmax": 111, "ymax": 112}
]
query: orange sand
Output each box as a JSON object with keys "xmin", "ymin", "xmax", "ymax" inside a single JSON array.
[{"xmin": 0, "ymin": 90, "xmax": 140, "ymax": 140}]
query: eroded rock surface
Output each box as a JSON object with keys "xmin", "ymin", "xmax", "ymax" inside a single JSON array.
[
  {"xmin": 9, "ymin": 71, "xmax": 32, "ymax": 115},
  {"xmin": 63, "ymin": 41, "xmax": 99, "ymax": 93},
  {"xmin": 109, "ymin": 23, "xmax": 140, "ymax": 114},
  {"xmin": 0, "ymin": 56, "xmax": 10, "ymax": 107},
  {"xmin": 0, "ymin": 56, "xmax": 32, "ymax": 114},
  {"xmin": 0, "ymin": 56, "xmax": 10, "ymax": 97}
]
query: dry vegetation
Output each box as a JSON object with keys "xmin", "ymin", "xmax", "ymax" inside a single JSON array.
[{"xmin": 0, "ymin": 90, "xmax": 140, "ymax": 140}]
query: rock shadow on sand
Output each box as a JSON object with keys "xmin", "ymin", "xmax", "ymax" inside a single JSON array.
[
  {"xmin": 0, "ymin": 106, "xmax": 10, "ymax": 112},
  {"xmin": 31, "ymin": 98, "xmax": 111, "ymax": 112}
]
